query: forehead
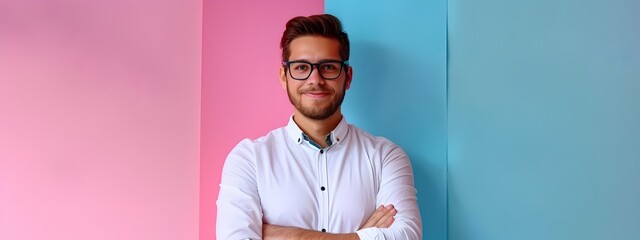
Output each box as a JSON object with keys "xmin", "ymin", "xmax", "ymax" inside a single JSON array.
[{"xmin": 289, "ymin": 36, "xmax": 341, "ymax": 60}]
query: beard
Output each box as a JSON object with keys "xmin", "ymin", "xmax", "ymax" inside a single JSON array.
[{"xmin": 286, "ymin": 80, "xmax": 346, "ymax": 120}]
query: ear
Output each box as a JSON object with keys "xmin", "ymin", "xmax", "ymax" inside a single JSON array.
[
  {"xmin": 279, "ymin": 66, "xmax": 287, "ymax": 90},
  {"xmin": 344, "ymin": 66, "xmax": 353, "ymax": 90}
]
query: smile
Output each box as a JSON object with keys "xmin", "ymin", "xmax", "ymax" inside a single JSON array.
[{"xmin": 303, "ymin": 91, "xmax": 330, "ymax": 98}]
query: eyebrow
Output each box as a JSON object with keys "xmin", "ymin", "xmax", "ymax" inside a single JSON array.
[{"xmin": 287, "ymin": 58, "xmax": 343, "ymax": 63}]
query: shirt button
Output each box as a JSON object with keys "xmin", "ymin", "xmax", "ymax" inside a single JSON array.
[
  {"xmin": 321, "ymin": 186, "xmax": 326, "ymax": 191},
  {"xmin": 320, "ymin": 149, "xmax": 324, "ymax": 154},
  {"xmin": 321, "ymin": 229, "xmax": 326, "ymax": 232}
]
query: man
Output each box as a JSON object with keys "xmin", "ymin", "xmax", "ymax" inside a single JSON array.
[{"xmin": 217, "ymin": 14, "xmax": 422, "ymax": 240}]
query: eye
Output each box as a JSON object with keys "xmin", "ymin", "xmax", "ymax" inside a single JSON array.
[
  {"xmin": 320, "ymin": 63, "xmax": 339, "ymax": 71},
  {"xmin": 292, "ymin": 64, "xmax": 310, "ymax": 71}
]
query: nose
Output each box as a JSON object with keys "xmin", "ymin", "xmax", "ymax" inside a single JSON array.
[{"xmin": 306, "ymin": 66, "xmax": 326, "ymax": 85}]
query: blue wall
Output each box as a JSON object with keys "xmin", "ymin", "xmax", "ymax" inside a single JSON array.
[
  {"xmin": 326, "ymin": 1, "xmax": 448, "ymax": 240},
  {"xmin": 448, "ymin": 0, "xmax": 640, "ymax": 239},
  {"xmin": 328, "ymin": 0, "xmax": 639, "ymax": 239}
]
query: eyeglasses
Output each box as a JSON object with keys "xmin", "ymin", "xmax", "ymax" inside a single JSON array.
[{"xmin": 283, "ymin": 60, "xmax": 349, "ymax": 80}]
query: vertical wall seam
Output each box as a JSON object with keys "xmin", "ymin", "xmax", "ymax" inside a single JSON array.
[{"xmin": 445, "ymin": 0, "xmax": 450, "ymax": 239}]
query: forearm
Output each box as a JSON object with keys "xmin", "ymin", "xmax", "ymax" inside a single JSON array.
[{"xmin": 263, "ymin": 224, "xmax": 359, "ymax": 240}]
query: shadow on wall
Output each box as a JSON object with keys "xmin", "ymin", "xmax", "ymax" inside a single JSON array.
[{"xmin": 344, "ymin": 40, "xmax": 447, "ymax": 235}]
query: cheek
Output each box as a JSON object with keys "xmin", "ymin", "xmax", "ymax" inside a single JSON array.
[
  {"xmin": 287, "ymin": 82, "xmax": 302, "ymax": 94},
  {"xmin": 333, "ymin": 82, "xmax": 346, "ymax": 93}
]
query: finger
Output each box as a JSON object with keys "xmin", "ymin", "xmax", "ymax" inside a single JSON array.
[
  {"xmin": 374, "ymin": 205, "xmax": 397, "ymax": 228},
  {"xmin": 364, "ymin": 204, "xmax": 396, "ymax": 229},
  {"xmin": 361, "ymin": 205, "xmax": 388, "ymax": 229},
  {"xmin": 378, "ymin": 208, "xmax": 397, "ymax": 228},
  {"xmin": 362, "ymin": 205, "xmax": 384, "ymax": 227}
]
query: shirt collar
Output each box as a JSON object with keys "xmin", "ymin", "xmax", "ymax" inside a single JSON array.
[{"xmin": 285, "ymin": 114, "xmax": 349, "ymax": 147}]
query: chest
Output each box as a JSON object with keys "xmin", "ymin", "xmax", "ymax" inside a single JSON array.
[{"xmin": 256, "ymin": 145, "xmax": 380, "ymax": 232}]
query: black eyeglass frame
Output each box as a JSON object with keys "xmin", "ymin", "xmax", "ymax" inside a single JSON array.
[{"xmin": 282, "ymin": 60, "xmax": 350, "ymax": 80}]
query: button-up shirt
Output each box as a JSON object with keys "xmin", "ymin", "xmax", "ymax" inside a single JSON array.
[{"xmin": 216, "ymin": 116, "xmax": 422, "ymax": 239}]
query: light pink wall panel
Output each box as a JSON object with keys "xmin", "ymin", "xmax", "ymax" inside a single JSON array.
[
  {"xmin": 0, "ymin": 0, "xmax": 202, "ymax": 239},
  {"xmin": 201, "ymin": 1, "xmax": 323, "ymax": 239}
]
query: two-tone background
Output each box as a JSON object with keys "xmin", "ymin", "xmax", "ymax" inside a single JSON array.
[{"xmin": 1, "ymin": 0, "xmax": 638, "ymax": 240}]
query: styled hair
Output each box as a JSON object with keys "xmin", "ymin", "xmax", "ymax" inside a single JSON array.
[{"xmin": 280, "ymin": 14, "xmax": 350, "ymax": 62}]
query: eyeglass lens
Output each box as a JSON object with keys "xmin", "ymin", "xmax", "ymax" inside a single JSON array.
[{"xmin": 288, "ymin": 62, "xmax": 343, "ymax": 80}]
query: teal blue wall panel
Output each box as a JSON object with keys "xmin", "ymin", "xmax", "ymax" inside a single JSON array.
[
  {"xmin": 448, "ymin": 0, "xmax": 640, "ymax": 239},
  {"xmin": 326, "ymin": 1, "xmax": 448, "ymax": 239}
]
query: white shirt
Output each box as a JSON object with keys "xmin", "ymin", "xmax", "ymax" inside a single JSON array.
[{"xmin": 216, "ymin": 116, "xmax": 422, "ymax": 239}]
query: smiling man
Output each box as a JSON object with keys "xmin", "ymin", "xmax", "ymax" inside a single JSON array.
[{"xmin": 216, "ymin": 14, "xmax": 422, "ymax": 240}]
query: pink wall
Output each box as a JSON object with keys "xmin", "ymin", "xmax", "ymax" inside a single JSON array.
[
  {"xmin": 0, "ymin": 0, "xmax": 326, "ymax": 239},
  {"xmin": 0, "ymin": 0, "xmax": 202, "ymax": 239},
  {"xmin": 200, "ymin": 1, "xmax": 323, "ymax": 239}
]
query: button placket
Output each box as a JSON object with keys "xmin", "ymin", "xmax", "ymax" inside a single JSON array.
[
  {"xmin": 316, "ymin": 147, "xmax": 325, "ymax": 233},
  {"xmin": 318, "ymin": 148, "xmax": 329, "ymax": 233}
]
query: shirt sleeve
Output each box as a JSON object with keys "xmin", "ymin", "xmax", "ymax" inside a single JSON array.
[
  {"xmin": 216, "ymin": 139, "xmax": 263, "ymax": 240},
  {"xmin": 359, "ymin": 142, "xmax": 423, "ymax": 240}
]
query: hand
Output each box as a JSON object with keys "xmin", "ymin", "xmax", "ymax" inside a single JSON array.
[{"xmin": 360, "ymin": 204, "xmax": 397, "ymax": 229}]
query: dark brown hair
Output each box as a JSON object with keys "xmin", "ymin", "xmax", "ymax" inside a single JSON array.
[{"xmin": 280, "ymin": 14, "xmax": 350, "ymax": 62}]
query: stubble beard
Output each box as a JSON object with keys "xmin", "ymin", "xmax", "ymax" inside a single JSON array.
[{"xmin": 286, "ymin": 81, "xmax": 346, "ymax": 121}]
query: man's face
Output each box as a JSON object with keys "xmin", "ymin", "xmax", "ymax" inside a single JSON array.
[{"xmin": 279, "ymin": 36, "xmax": 352, "ymax": 120}]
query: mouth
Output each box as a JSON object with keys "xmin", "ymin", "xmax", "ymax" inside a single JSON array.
[{"xmin": 303, "ymin": 91, "xmax": 331, "ymax": 98}]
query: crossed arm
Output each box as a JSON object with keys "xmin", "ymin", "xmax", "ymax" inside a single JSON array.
[
  {"xmin": 262, "ymin": 205, "xmax": 398, "ymax": 240},
  {"xmin": 217, "ymin": 139, "xmax": 422, "ymax": 239}
]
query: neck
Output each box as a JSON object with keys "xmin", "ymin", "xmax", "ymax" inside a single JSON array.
[{"xmin": 293, "ymin": 110, "xmax": 343, "ymax": 148}]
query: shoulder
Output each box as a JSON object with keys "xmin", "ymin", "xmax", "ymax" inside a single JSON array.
[
  {"xmin": 227, "ymin": 127, "xmax": 288, "ymax": 157},
  {"xmin": 222, "ymin": 126, "xmax": 288, "ymax": 173},
  {"xmin": 345, "ymin": 124, "xmax": 414, "ymax": 178},
  {"xmin": 349, "ymin": 124, "xmax": 409, "ymax": 163}
]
